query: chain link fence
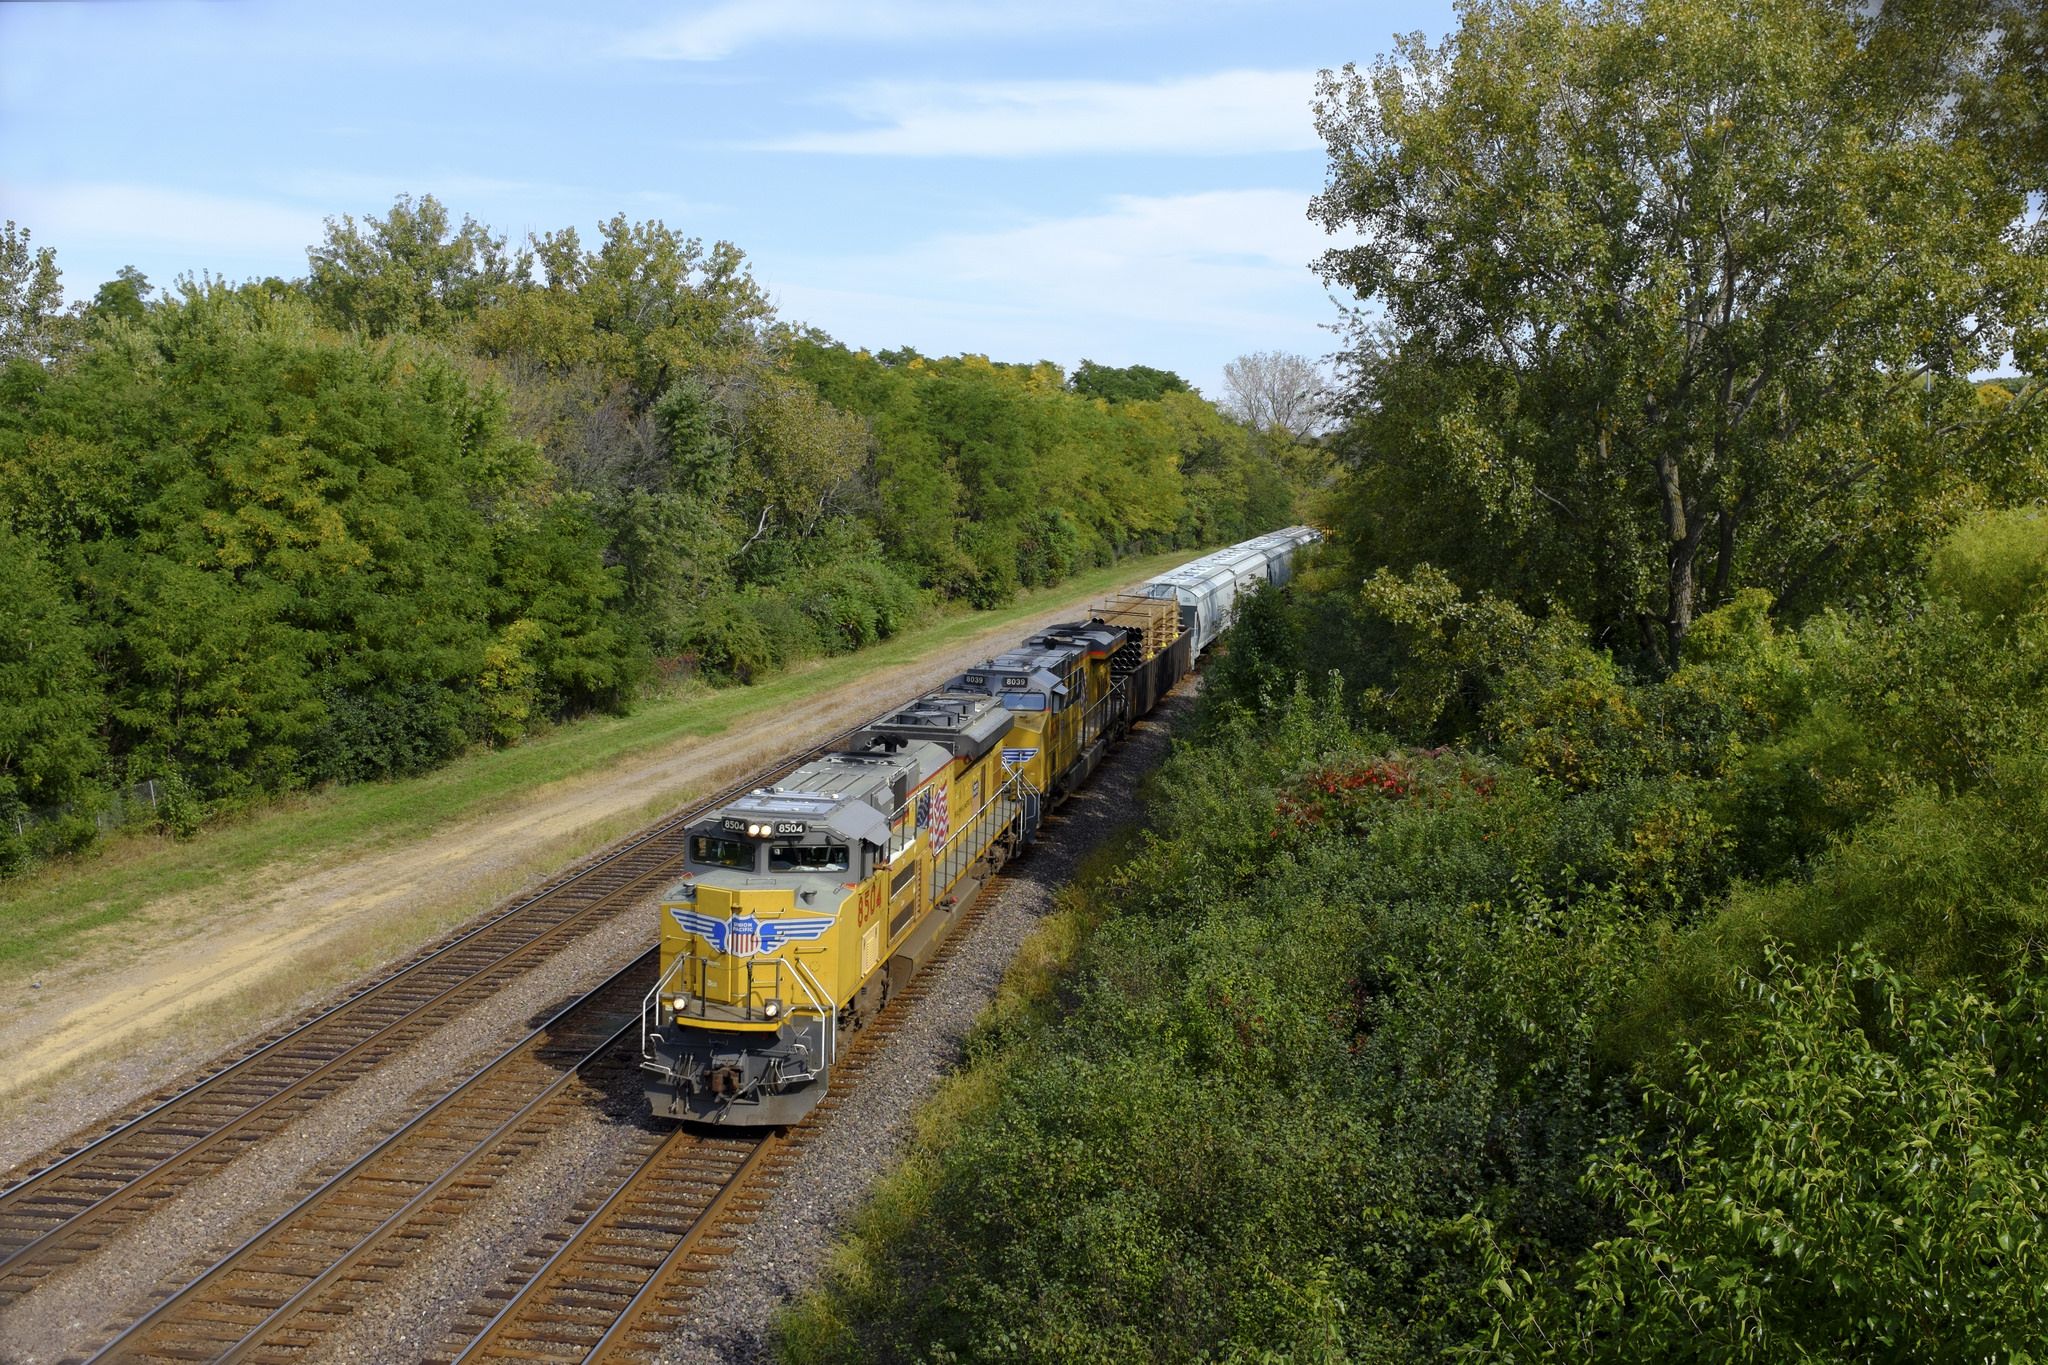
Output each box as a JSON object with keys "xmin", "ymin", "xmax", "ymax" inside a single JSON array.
[{"xmin": 9, "ymin": 778, "xmax": 161, "ymax": 839}]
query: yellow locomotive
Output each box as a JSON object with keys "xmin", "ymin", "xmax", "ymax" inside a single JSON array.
[{"xmin": 638, "ymin": 530, "xmax": 1317, "ymax": 1125}]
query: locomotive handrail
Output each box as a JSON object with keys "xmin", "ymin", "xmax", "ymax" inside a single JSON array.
[
  {"xmin": 788, "ymin": 953, "xmax": 835, "ymax": 1069},
  {"xmin": 930, "ymin": 768, "xmax": 1032, "ymax": 904},
  {"xmin": 641, "ymin": 953, "xmax": 691, "ymax": 1066},
  {"xmin": 641, "ymin": 945, "xmax": 829, "ymax": 1084},
  {"xmin": 1079, "ymin": 675, "xmax": 1131, "ymax": 752}
]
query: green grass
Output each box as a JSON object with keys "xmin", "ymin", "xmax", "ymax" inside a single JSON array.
[{"xmin": 0, "ymin": 550, "xmax": 1199, "ymax": 978}]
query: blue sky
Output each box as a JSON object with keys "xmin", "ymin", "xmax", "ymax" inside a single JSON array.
[{"xmin": 1, "ymin": 1, "xmax": 1455, "ymax": 397}]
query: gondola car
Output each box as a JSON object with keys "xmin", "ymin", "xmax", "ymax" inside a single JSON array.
[{"xmin": 638, "ymin": 528, "xmax": 1319, "ymax": 1124}]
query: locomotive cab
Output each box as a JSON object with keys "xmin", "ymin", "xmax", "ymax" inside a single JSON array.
[
  {"xmin": 640, "ymin": 700, "xmax": 1029, "ymax": 1127},
  {"xmin": 641, "ymin": 771, "xmax": 901, "ymax": 1125}
]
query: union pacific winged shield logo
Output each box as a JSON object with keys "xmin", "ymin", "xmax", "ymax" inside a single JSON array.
[{"xmin": 670, "ymin": 908, "xmax": 835, "ymax": 958}]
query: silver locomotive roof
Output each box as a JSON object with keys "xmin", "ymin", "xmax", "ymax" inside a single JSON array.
[
  {"xmin": 852, "ymin": 690, "xmax": 1011, "ymax": 761},
  {"xmin": 712, "ymin": 740, "xmax": 950, "ymax": 846}
]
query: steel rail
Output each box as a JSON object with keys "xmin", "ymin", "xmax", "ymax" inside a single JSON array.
[
  {"xmin": 575, "ymin": 1136, "xmax": 784, "ymax": 1365},
  {"xmin": 560, "ymin": 688, "xmax": 1192, "ymax": 1362},
  {"xmin": 87, "ymin": 954, "xmax": 656, "ymax": 1364},
  {"xmin": 0, "ymin": 730, "xmax": 863, "ymax": 1298},
  {"xmin": 458, "ymin": 863, "xmax": 1013, "ymax": 1365},
  {"xmin": 1, "ymin": 803, "xmax": 681, "ymax": 1200},
  {"xmin": 450, "ymin": 1131, "xmax": 778, "ymax": 1364},
  {"xmin": 0, "ymin": 848, "xmax": 669, "ymax": 1286}
]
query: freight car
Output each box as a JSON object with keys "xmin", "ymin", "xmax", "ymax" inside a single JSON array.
[{"xmin": 638, "ymin": 528, "xmax": 1320, "ymax": 1125}]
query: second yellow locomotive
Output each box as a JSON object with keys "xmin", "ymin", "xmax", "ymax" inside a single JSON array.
[{"xmin": 638, "ymin": 529, "xmax": 1317, "ymax": 1125}]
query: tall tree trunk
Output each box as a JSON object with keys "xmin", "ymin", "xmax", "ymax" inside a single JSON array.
[
  {"xmin": 1708, "ymin": 485, "xmax": 1754, "ymax": 606},
  {"xmin": 1656, "ymin": 447, "xmax": 1701, "ymax": 665}
]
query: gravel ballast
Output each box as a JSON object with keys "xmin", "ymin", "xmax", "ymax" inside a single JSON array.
[
  {"xmin": 655, "ymin": 686, "xmax": 1195, "ymax": 1365},
  {"xmin": 0, "ymin": 913, "xmax": 650, "ymax": 1365},
  {"xmin": 0, "ymin": 682, "xmax": 1192, "ymax": 1365}
]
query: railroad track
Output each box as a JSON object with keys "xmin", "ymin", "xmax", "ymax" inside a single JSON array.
[
  {"xmin": 75, "ymin": 855, "xmax": 1012, "ymax": 1365},
  {"xmin": 85, "ymin": 955, "xmax": 658, "ymax": 1363},
  {"xmin": 440, "ymin": 1129, "xmax": 782, "ymax": 1364},
  {"xmin": 0, "ymin": 732, "xmax": 853, "ymax": 1309},
  {"xmin": 440, "ymin": 874, "xmax": 1008, "ymax": 1365}
]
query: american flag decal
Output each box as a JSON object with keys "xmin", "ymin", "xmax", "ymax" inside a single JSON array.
[{"xmin": 916, "ymin": 780, "xmax": 951, "ymax": 851}]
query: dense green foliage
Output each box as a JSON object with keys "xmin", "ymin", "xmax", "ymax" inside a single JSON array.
[
  {"xmin": 1068, "ymin": 359, "xmax": 1192, "ymax": 405},
  {"xmin": 780, "ymin": 2, "xmax": 2048, "ymax": 1356},
  {"xmin": 1311, "ymin": 0, "xmax": 2047, "ymax": 667},
  {"xmin": 788, "ymin": 341, "xmax": 1301, "ymax": 604},
  {"xmin": 784, "ymin": 504, "xmax": 2048, "ymax": 1364},
  {"xmin": 0, "ymin": 205, "xmax": 1307, "ymax": 871},
  {"xmin": 1481, "ymin": 950, "xmax": 2048, "ymax": 1361},
  {"xmin": 1, "ymin": 283, "xmax": 628, "ymax": 811}
]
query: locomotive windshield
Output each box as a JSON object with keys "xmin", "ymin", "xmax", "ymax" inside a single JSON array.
[
  {"xmin": 1000, "ymin": 692, "xmax": 1047, "ymax": 711},
  {"xmin": 770, "ymin": 842, "xmax": 850, "ymax": 874},
  {"xmin": 690, "ymin": 835, "xmax": 756, "ymax": 870}
]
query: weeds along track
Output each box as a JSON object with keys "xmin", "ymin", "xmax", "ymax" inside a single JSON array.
[
  {"xmin": 0, "ymin": 735, "xmax": 849, "ymax": 1307},
  {"xmin": 439, "ymin": 885, "xmax": 1002, "ymax": 1365}
]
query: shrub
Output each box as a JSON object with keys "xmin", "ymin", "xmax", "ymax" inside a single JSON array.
[
  {"xmin": 793, "ymin": 557, "xmax": 925, "ymax": 652},
  {"xmin": 1481, "ymin": 948, "xmax": 2048, "ymax": 1363}
]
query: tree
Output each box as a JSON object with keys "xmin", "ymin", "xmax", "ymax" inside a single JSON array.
[
  {"xmin": 731, "ymin": 376, "xmax": 870, "ymax": 550},
  {"xmin": 0, "ymin": 525, "xmax": 105, "ymax": 868},
  {"xmin": 469, "ymin": 214, "xmax": 774, "ymax": 405},
  {"xmin": 1, "ymin": 221, "xmax": 66, "ymax": 364},
  {"xmin": 88, "ymin": 266, "xmax": 152, "ymax": 327},
  {"xmin": 306, "ymin": 193, "xmax": 526, "ymax": 338},
  {"xmin": 1219, "ymin": 350, "xmax": 1331, "ymax": 440},
  {"xmin": 0, "ymin": 277, "xmax": 637, "ymax": 809},
  {"xmin": 1960, "ymin": 0, "xmax": 2048, "ymax": 195},
  {"xmin": 1312, "ymin": 0, "xmax": 2048, "ymax": 666},
  {"xmin": 1070, "ymin": 359, "xmax": 1191, "ymax": 404}
]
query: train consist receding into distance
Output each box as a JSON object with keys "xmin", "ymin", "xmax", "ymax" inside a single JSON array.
[{"xmin": 639, "ymin": 528, "xmax": 1321, "ymax": 1124}]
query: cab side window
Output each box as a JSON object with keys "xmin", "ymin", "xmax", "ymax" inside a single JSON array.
[{"xmin": 690, "ymin": 835, "xmax": 757, "ymax": 871}]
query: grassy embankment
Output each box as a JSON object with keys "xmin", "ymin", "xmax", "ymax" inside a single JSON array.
[
  {"xmin": 774, "ymin": 836, "xmax": 1130, "ymax": 1361},
  {"xmin": 0, "ymin": 549, "xmax": 1198, "ymax": 981}
]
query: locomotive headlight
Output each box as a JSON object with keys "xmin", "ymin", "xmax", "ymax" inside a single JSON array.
[
  {"xmin": 747, "ymin": 822, "xmax": 766, "ymax": 837},
  {"xmin": 763, "ymin": 998, "xmax": 783, "ymax": 1020}
]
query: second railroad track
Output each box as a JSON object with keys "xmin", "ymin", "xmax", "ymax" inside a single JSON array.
[{"xmin": 0, "ymin": 731, "xmax": 849, "ymax": 1308}]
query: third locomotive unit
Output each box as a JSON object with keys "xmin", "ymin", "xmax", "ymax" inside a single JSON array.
[{"xmin": 638, "ymin": 528, "xmax": 1320, "ymax": 1125}]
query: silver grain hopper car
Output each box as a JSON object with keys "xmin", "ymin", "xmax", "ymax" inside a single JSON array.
[{"xmin": 1138, "ymin": 525, "xmax": 1321, "ymax": 652}]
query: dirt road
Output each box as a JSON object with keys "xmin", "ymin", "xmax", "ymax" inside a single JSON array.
[{"xmin": 0, "ymin": 579, "xmax": 1175, "ymax": 1170}]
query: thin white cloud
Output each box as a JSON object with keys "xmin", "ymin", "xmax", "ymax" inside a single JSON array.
[
  {"xmin": 625, "ymin": 0, "xmax": 1130, "ymax": 61},
  {"xmin": 1, "ymin": 181, "xmax": 324, "ymax": 258},
  {"xmin": 907, "ymin": 188, "xmax": 1334, "ymax": 322},
  {"xmin": 764, "ymin": 188, "xmax": 1347, "ymax": 388},
  {"xmin": 768, "ymin": 70, "xmax": 1322, "ymax": 157}
]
